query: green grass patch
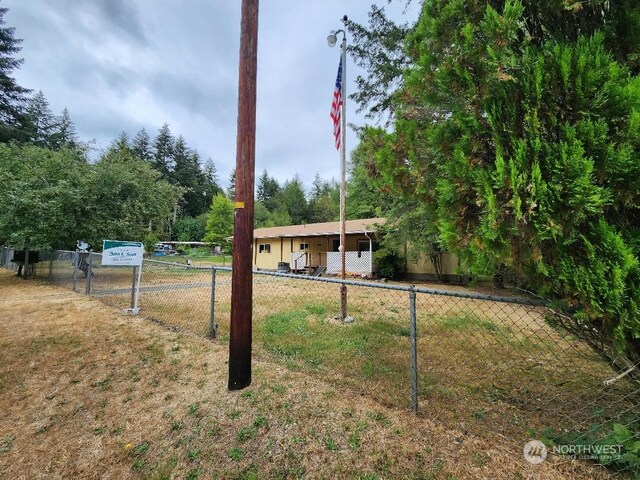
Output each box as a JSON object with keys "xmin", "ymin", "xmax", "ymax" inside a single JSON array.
[
  {"xmin": 257, "ymin": 308, "xmax": 409, "ymax": 370},
  {"xmin": 29, "ymin": 335, "xmax": 81, "ymax": 353},
  {"xmin": 147, "ymin": 456, "xmax": 178, "ymax": 480},
  {"xmin": 255, "ymin": 306, "xmax": 414, "ymax": 406},
  {"xmin": 438, "ymin": 312, "xmax": 501, "ymax": 333},
  {"xmin": 140, "ymin": 340, "xmax": 165, "ymax": 364},
  {"xmin": 0, "ymin": 434, "xmax": 15, "ymax": 453},
  {"xmin": 236, "ymin": 426, "xmax": 256, "ymax": 442},
  {"xmin": 228, "ymin": 447, "xmax": 244, "ymax": 461},
  {"xmin": 304, "ymin": 304, "xmax": 327, "ymax": 316}
]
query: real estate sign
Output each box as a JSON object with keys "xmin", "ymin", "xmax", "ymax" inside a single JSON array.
[{"xmin": 102, "ymin": 240, "xmax": 144, "ymax": 266}]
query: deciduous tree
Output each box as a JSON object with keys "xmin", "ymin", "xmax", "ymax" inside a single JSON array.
[{"xmin": 203, "ymin": 193, "xmax": 234, "ymax": 252}]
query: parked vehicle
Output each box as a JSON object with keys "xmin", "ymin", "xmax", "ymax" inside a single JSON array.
[{"xmin": 152, "ymin": 243, "xmax": 177, "ymax": 256}]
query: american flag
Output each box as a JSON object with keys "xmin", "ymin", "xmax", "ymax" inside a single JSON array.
[{"xmin": 330, "ymin": 58, "xmax": 343, "ymax": 150}]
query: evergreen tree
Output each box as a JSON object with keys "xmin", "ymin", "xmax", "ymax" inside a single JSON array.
[
  {"xmin": 310, "ymin": 173, "xmax": 326, "ymax": 200},
  {"xmin": 203, "ymin": 158, "xmax": 219, "ymax": 187},
  {"xmin": 132, "ymin": 128, "xmax": 152, "ymax": 162},
  {"xmin": 174, "ymin": 213, "xmax": 207, "ymax": 242},
  {"xmin": 55, "ymin": 107, "xmax": 78, "ymax": 149},
  {"xmin": 227, "ymin": 168, "xmax": 236, "ymax": 200},
  {"xmin": 104, "ymin": 131, "xmax": 135, "ymax": 159},
  {"xmin": 277, "ymin": 176, "xmax": 308, "ymax": 225},
  {"xmin": 346, "ymin": 127, "xmax": 390, "ymax": 220},
  {"xmin": 308, "ymin": 173, "xmax": 339, "ymax": 223},
  {"xmin": 363, "ymin": 0, "xmax": 640, "ymax": 374},
  {"xmin": 152, "ymin": 123, "xmax": 174, "ymax": 177},
  {"xmin": 112, "ymin": 131, "xmax": 130, "ymax": 151},
  {"xmin": 172, "ymin": 136, "xmax": 209, "ymax": 216},
  {"xmin": 0, "ymin": 6, "xmax": 30, "ymax": 143},
  {"xmin": 24, "ymin": 90, "xmax": 56, "ymax": 147},
  {"xmin": 348, "ymin": 4, "xmax": 413, "ymax": 124},
  {"xmin": 256, "ymin": 169, "xmax": 280, "ymax": 211},
  {"xmin": 202, "ymin": 157, "xmax": 223, "ymax": 207},
  {"xmin": 170, "ymin": 135, "xmax": 191, "ymax": 185}
]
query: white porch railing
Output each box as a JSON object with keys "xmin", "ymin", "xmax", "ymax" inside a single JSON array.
[
  {"xmin": 326, "ymin": 251, "xmax": 373, "ymax": 276},
  {"xmin": 290, "ymin": 252, "xmax": 307, "ymax": 270}
]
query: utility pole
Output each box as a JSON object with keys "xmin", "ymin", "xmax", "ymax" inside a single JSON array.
[{"xmin": 228, "ymin": 0, "xmax": 259, "ymax": 391}]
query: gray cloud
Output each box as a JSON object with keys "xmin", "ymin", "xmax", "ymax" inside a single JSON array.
[
  {"xmin": 92, "ymin": 0, "xmax": 147, "ymax": 43},
  {"xmin": 4, "ymin": 0, "xmax": 419, "ymax": 189}
]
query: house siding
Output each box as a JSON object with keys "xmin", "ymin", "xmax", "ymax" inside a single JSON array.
[
  {"xmin": 405, "ymin": 252, "xmax": 466, "ymax": 283},
  {"xmin": 253, "ymin": 233, "xmax": 377, "ymax": 271},
  {"xmin": 255, "ymin": 240, "xmax": 280, "ymax": 270}
]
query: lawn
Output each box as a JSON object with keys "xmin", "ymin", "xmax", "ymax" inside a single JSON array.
[{"xmin": 0, "ymin": 270, "xmax": 621, "ymax": 478}]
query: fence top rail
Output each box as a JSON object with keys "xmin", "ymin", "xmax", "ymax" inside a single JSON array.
[
  {"xmin": 145, "ymin": 258, "xmax": 227, "ymax": 271},
  {"xmin": 249, "ymin": 268, "xmax": 548, "ymax": 306},
  {"xmin": 47, "ymin": 251, "xmax": 546, "ymax": 307}
]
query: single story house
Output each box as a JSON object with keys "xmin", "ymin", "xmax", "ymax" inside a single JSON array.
[
  {"xmin": 253, "ymin": 218, "xmax": 463, "ymax": 282},
  {"xmin": 253, "ymin": 218, "xmax": 385, "ymax": 276}
]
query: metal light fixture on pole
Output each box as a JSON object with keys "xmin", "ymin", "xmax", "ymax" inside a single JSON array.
[{"xmin": 328, "ymin": 15, "xmax": 348, "ymax": 321}]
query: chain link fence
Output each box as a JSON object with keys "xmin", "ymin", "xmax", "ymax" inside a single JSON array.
[{"xmin": 2, "ymin": 246, "xmax": 638, "ymax": 475}]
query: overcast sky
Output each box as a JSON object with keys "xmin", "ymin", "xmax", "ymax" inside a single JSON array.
[{"xmin": 4, "ymin": 0, "xmax": 417, "ymax": 190}]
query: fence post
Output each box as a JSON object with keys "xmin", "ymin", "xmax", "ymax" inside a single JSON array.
[
  {"xmin": 130, "ymin": 266, "xmax": 138, "ymax": 308},
  {"xmin": 72, "ymin": 251, "xmax": 79, "ymax": 291},
  {"xmin": 209, "ymin": 267, "xmax": 217, "ymax": 339},
  {"xmin": 85, "ymin": 253, "xmax": 93, "ymax": 295},
  {"xmin": 409, "ymin": 285, "xmax": 418, "ymax": 413}
]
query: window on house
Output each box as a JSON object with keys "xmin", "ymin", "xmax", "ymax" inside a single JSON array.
[
  {"xmin": 258, "ymin": 244, "xmax": 271, "ymax": 254},
  {"xmin": 357, "ymin": 240, "xmax": 370, "ymax": 252},
  {"xmin": 357, "ymin": 240, "xmax": 379, "ymax": 252},
  {"xmin": 299, "ymin": 242, "xmax": 309, "ymax": 251}
]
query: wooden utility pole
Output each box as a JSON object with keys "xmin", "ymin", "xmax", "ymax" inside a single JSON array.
[{"xmin": 228, "ymin": 0, "xmax": 259, "ymax": 391}]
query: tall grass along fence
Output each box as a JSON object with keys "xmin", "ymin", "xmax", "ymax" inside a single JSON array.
[{"xmin": 2, "ymin": 246, "xmax": 639, "ymax": 476}]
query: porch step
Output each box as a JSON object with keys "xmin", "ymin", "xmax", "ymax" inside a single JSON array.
[{"xmin": 310, "ymin": 266, "xmax": 326, "ymax": 277}]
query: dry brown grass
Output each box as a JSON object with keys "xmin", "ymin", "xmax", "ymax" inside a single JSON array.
[{"xmin": 0, "ymin": 270, "xmax": 619, "ymax": 479}]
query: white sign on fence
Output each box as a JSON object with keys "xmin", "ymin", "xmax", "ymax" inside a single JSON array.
[{"xmin": 102, "ymin": 240, "xmax": 143, "ymax": 267}]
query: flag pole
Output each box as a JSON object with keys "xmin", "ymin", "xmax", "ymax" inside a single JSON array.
[{"xmin": 339, "ymin": 15, "xmax": 347, "ymax": 321}]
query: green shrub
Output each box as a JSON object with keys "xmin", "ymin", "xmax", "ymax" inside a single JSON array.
[
  {"xmin": 143, "ymin": 234, "xmax": 160, "ymax": 254},
  {"xmin": 374, "ymin": 248, "xmax": 405, "ymax": 280}
]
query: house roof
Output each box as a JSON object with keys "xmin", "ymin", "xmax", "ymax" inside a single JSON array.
[{"xmin": 254, "ymin": 218, "xmax": 386, "ymax": 239}]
